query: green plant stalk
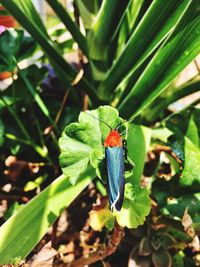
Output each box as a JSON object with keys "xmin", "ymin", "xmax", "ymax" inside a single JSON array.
[
  {"xmin": 4, "ymin": 133, "xmax": 33, "ymax": 146},
  {"xmin": 1, "ymin": 0, "xmax": 99, "ymax": 104},
  {"xmin": 4, "ymin": 132, "xmax": 49, "ymax": 161},
  {"xmin": 45, "ymin": 0, "xmax": 88, "ymax": 56}
]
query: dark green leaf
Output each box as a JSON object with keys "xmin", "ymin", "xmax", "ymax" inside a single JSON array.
[
  {"xmin": 0, "ymin": 28, "xmax": 36, "ymax": 72},
  {"xmin": 166, "ymin": 108, "xmax": 200, "ymax": 186}
]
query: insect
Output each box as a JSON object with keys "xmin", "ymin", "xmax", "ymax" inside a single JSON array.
[
  {"xmin": 104, "ymin": 128, "xmax": 127, "ymax": 211},
  {"xmin": 86, "ymin": 112, "xmax": 133, "ymax": 212}
]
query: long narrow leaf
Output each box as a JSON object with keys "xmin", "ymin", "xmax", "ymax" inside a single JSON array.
[
  {"xmin": 143, "ymin": 79, "xmax": 200, "ymax": 122},
  {"xmin": 87, "ymin": 0, "xmax": 130, "ymax": 60},
  {"xmin": 45, "ymin": 0, "xmax": 88, "ymax": 56},
  {"xmin": 13, "ymin": 0, "xmax": 49, "ymax": 37},
  {"xmin": 98, "ymin": 0, "xmax": 193, "ymax": 100},
  {"xmin": 0, "ymin": 172, "xmax": 95, "ymax": 264},
  {"xmin": 118, "ymin": 1, "xmax": 200, "ymax": 118}
]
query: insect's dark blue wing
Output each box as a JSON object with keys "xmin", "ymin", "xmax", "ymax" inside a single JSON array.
[{"xmin": 105, "ymin": 147, "xmax": 125, "ymax": 211}]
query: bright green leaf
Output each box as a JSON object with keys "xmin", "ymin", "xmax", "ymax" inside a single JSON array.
[
  {"xmin": 127, "ymin": 124, "xmax": 152, "ymax": 184},
  {"xmin": 59, "ymin": 106, "xmax": 123, "ymax": 184},
  {"xmin": 116, "ymin": 183, "xmax": 151, "ymax": 228}
]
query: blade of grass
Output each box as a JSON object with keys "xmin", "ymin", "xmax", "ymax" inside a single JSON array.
[
  {"xmin": 118, "ymin": 1, "xmax": 200, "ymax": 118},
  {"xmin": 0, "ymin": 171, "xmax": 95, "ymax": 264},
  {"xmin": 46, "ymin": 0, "xmax": 88, "ymax": 56},
  {"xmin": 98, "ymin": 0, "xmax": 193, "ymax": 100}
]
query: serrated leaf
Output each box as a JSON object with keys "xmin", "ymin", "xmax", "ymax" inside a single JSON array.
[
  {"xmin": 116, "ymin": 184, "xmax": 151, "ymax": 228},
  {"xmin": 59, "ymin": 106, "xmax": 124, "ymax": 184}
]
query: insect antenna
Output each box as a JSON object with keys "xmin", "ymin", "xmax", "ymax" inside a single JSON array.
[
  {"xmin": 115, "ymin": 115, "xmax": 136, "ymax": 130},
  {"xmin": 85, "ymin": 112, "xmax": 112, "ymax": 131}
]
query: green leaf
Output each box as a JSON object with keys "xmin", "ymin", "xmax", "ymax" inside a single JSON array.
[
  {"xmin": 127, "ymin": 124, "xmax": 152, "ymax": 184},
  {"xmin": 60, "ymin": 106, "xmax": 150, "ymax": 228},
  {"xmin": 166, "ymin": 107, "xmax": 200, "ymax": 148},
  {"xmin": 114, "ymin": 0, "xmax": 145, "ymax": 57},
  {"xmin": 161, "ymin": 193, "xmax": 200, "ymax": 220},
  {"xmin": 0, "ymin": 65, "xmax": 48, "ymax": 105},
  {"xmin": 4, "ymin": 202, "xmax": 23, "ymax": 221},
  {"xmin": 172, "ymin": 252, "xmax": 184, "ymax": 267},
  {"xmin": 99, "ymin": 0, "xmax": 193, "ymax": 100},
  {"xmin": 87, "ymin": 0, "xmax": 130, "ymax": 60},
  {"xmin": 166, "ymin": 108, "xmax": 200, "ymax": 186},
  {"xmin": 59, "ymin": 106, "xmax": 123, "ymax": 184},
  {"xmin": 116, "ymin": 183, "xmax": 151, "ymax": 228},
  {"xmin": 24, "ymin": 174, "xmax": 48, "ymax": 192},
  {"xmin": 118, "ymin": 1, "xmax": 200, "ymax": 118},
  {"xmin": 0, "ymin": 28, "xmax": 36, "ymax": 72},
  {"xmin": 75, "ymin": 0, "xmax": 98, "ymax": 29},
  {"xmin": 142, "ymin": 79, "xmax": 200, "ymax": 123},
  {"xmin": 0, "ymin": 173, "xmax": 95, "ymax": 264}
]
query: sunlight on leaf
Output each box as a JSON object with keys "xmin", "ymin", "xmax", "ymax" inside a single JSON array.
[{"xmin": 116, "ymin": 183, "xmax": 151, "ymax": 228}]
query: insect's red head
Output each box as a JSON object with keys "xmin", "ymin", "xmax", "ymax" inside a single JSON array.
[{"xmin": 104, "ymin": 130, "xmax": 122, "ymax": 147}]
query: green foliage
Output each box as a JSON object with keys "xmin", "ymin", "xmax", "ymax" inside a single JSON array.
[
  {"xmin": 116, "ymin": 183, "xmax": 150, "ymax": 228},
  {"xmin": 166, "ymin": 107, "xmax": 200, "ymax": 186},
  {"xmin": 60, "ymin": 106, "xmax": 151, "ymax": 228},
  {"xmin": 0, "ymin": 174, "xmax": 94, "ymax": 264},
  {"xmin": 0, "ymin": 0, "xmax": 200, "ymax": 264},
  {"xmin": 0, "ymin": 28, "xmax": 36, "ymax": 72}
]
